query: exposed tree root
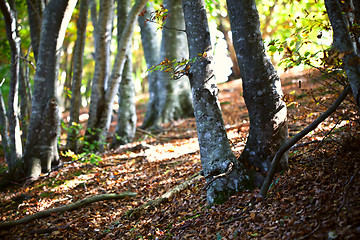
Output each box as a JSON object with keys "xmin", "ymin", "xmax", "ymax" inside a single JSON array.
[
  {"xmin": 260, "ymin": 85, "xmax": 351, "ymax": 197},
  {"xmin": 125, "ymin": 172, "xmax": 203, "ymax": 218},
  {"xmin": 0, "ymin": 192, "xmax": 137, "ymax": 229}
]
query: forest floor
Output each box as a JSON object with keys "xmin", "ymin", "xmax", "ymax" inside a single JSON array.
[{"xmin": 0, "ymin": 69, "xmax": 360, "ymax": 239}]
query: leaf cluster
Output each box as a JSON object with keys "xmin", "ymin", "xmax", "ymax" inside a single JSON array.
[
  {"xmin": 148, "ymin": 52, "xmax": 208, "ymax": 80},
  {"xmin": 139, "ymin": 4, "xmax": 168, "ymax": 31}
]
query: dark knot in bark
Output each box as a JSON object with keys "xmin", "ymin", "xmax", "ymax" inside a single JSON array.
[{"xmin": 203, "ymin": 162, "xmax": 234, "ymax": 190}]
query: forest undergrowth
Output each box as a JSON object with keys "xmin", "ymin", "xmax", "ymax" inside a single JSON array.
[{"xmin": 0, "ymin": 70, "xmax": 359, "ymax": 239}]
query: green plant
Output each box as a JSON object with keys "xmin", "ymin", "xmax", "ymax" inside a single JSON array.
[{"xmin": 60, "ymin": 125, "xmax": 105, "ymax": 165}]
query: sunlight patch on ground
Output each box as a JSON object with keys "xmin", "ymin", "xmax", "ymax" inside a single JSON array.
[
  {"xmin": 144, "ymin": 138, "xmax": 199, "ymax": 162},
  {"xmin": 52, "ymin": 173, "xmax": 95, "ymax": 192}
]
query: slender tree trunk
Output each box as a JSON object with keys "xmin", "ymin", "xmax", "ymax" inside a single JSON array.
[
  {"xmin": 182, "ymin": 0, "xmax": 255, "ymax": 205},
  {"xmin": 325, "ymin": 0, "xmax": 360, "ymax": 110},
  {"xmin": 111, "ymin": 0, "xmax": 137, "ymax": 148},
  {"xmin": 23, "ymin": 0, "xmax": 77, "ymax": 179},
  {"xmin": 0, "ymin": 0, "xmax": 23, "ymax": 173},
  {"xmin": 226, "ymin": 0, "xmax": 289, "ymax": 174},
  {"xmin": 67, "ymin": 0, "xmax": 89, "ymax": 152},
  {"xmin": 138, "ymin": 3, "xmax": 161, "ymax": 129},
  {"xmin": 19, "ymin": 60, "xmax": 30, "ymax": 146},
  {"xmin": 0, "ymin": 90, "xmax": 10, "ymax": 166},
  {"xmin": 26, "ymin": 0, "xmax": 42, "ymax": 61},
  {"xmin": 86, "ymin": 0, "xmax": 113, "ymax": 146}
]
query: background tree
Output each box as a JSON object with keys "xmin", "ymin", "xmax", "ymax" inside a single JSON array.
[
  {"xmin": 141, "ymin": 0, "xmax": 193, "ymax": 130},
  {"xmin": 67, "ymin": 0, "xmax": 89, "ymax": 152},
  {"xmin": 85, "ymin": 0, "xmax": 148, "ymax": 149},
  {"xmin": 226, "ymin": 0, "xmax": 289, "ymax": 174},
  {"xmin": 111, "ymin": 0, "xmax": 137, "ymax": 148},
  {"xmin": 23, "ymin": 0, "xmax": 77, "ymax": 179},
  {"xmin": 85, "ymin": 0, "xmax": 114, "ymax": 146},
  {"xmin": 138, "ymin": 2, "xmax": 161, "ymax": 129}
]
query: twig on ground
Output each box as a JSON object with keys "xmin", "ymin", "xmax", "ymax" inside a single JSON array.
[
  {"xmin": 0, "ymin": 192, "xmax": 137, "ymax": 229},
  {"xmin": 137, "ymin": 128, "xmax": 165, "ymax": 140},
  {"xmin": 220, "ymin": 215, "xmax": 247, "ymax": 225}
]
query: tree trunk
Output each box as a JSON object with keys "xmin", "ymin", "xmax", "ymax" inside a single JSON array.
[
  {"xmin": 67, "ymin": 0, "xmax": 89, "ymax": 152},
  {"xmin": 86, "ymin": 0, "xmax": 113, "ymax": 147},
  {"xmin": 111, "ymin": 0, "xmax": 137, "ymax": 148},
  {"xmin": 0, "ymin": 0, "xmax": 23, "ymax": 173},
  {"xmin": 138, "ymin": 3, "xmax": 161, "ymax": 129},
  {"xmin": 23, "ymin": 0, "xmax": 77, "ymax": 179},
  {"xmin": 182, "ymin": 0, "xmax": 254, "ymax": 205},
  {"xmin": 226, "ymin": 0, "xmax": 289, "ymax": 174},
  {"xmin": 325, "ymin": 0, "xmax": 360, "ymax": 110},
  {"xmin": 156, "ymin": 0, "xmax": 193, "ymax": 126}
]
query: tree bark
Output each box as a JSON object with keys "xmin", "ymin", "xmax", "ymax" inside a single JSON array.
[
  {"xmin": 111, "ymin": 0, "xmax": 137, "ymax": 148},
  {"xmin": 226, "ymin": 0, "xmax": 289, "ymax": 174},
  {"xmin": 0, "ymin": 0, "xmax": 23, "ymax": 173},
  {"xmin": 325, "ymin": 0, "xmax": 360, "ymax": 110},
  {"xmin": 67, "ymin": 0, "xmax": 89, "ymax": 152},
  {"xmin": 182, "ymin": 0, "xmax": 254, "ymax": 205},
  {"xmin": 23, "ymin": 0, "xmax": 77, "ymax": 179}
]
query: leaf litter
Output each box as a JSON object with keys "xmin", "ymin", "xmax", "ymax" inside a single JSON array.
[{"xmin": 0, "ymin": 69, "xmax": 359, "ymax": 239}]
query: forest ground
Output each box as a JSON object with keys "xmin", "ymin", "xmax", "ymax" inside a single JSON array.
[{"xmin": 0, "ymin": 70, "xmax": 359, "ymax": 239}]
